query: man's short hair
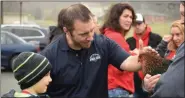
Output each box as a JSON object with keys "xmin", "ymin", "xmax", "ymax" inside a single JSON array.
[
  {"xmin": 57, "ymin": 8, "xmax": 67, "ymax": 31},
  {"xmin": 61, "ymin": 4, "xmax": 93, "ymax": 33},
  {"xmin": 180, "ymin": 1, "xmax": 184, "ymax": 6}
]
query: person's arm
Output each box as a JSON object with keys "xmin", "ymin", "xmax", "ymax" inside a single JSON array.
[
  {"xmin": 104, "ymin": 32, "xmax": 142, "ymax": 72},
  {"xmin": 157, "ymin": 35, "xmax": 163, "ymax": 45},
  {"xmin": 121, "ymin": 39, "xmax": 159, "ymax": 72},
  {"xmin": 142, "ymin": 81, "xmax": 149, "ymax": 92},
  {"xmin": 156, "ymin": 35, "xmax": 172, "ymax": 57},
  {"xmin": 151, "ymin": 43, "xmax": 185, "ymax": 97},
  {"xmin": 156, "ymin": 40, "xmax": 168, "ymax": 57},
  {"xmin": 120, "ymin": 55, "xmax": 141, "ymax": 71},
  {"xmin": 106, "ymin": 37, "xmax": 156, "ymax": 72},
  {"xmin": 126, "ymin": 37, "xmax": 136, "ymax": 51},
  {"xmin": 105, "ymin": 36, "xmax": 130, "ymax": 71}
]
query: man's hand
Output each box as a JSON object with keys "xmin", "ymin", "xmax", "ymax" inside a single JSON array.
[
  {"xmin": 120, "ymin": 39, "xmax": 159, "ymax": 72},
  {"xmin": 162, "ymin": 35, "xmax": 172, "ymax": 43},
  {"xmin": 143, "ymin": 74, "xmax": 161, "ymax": 92},
  {"xmin": 130, "ymin": 48, "xmax": 139, "ymax": 55},
  {"xmin": 138, "ymin": 39, "xmax": 159, "ymax": 56},
  {"xmin": 130, "ymin": 39, "xmax": 159, "ymax": 56}
]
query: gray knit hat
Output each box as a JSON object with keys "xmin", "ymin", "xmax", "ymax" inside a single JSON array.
[{"xmin": 12, "ymin": 52, "xmax": 52, "ymax": 90}]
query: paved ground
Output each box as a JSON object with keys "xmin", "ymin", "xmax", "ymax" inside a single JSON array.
[
  {"xmin": 1, "ymin": 71, "xmax": 20, "ymax": 96},
  {"xmin": 1, "ymin": 71, "xmax": 134, "ymax": 97}
]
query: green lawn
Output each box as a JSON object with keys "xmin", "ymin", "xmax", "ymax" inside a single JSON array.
[
  {"xmin": 3, "ymin": 14, "xmax": 172, "ymax": 38},
  {"xmin": 149, "ymin": 22, "xmax": 171, "ymax": 36},
  {"xmin": 126, "ymin": 22, "xmax": 172, "ymax": 38},
  {"xmin": 35, "ymin": 20, "xmax": 56, "ymax": 27},
  {"xmin": 34, "ymin": 20, "xmax": 172, "ymax": 39}
]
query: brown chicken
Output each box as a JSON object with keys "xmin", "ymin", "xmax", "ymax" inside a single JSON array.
[{"xmin": 138, "ymin": 50, "xmax": 171, "ymax": 76}]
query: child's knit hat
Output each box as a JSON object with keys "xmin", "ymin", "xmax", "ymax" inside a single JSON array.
[{"xmin": 12, "ymin": 52, "xmax": 52, "ymax": 89}]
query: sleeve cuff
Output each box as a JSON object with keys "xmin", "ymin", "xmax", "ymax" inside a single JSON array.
[
  {"xmin": 142, "ymin": 81, "xmax": 149, "ymax": 92},
  {"xmin": 161, "ymin": 40, "xmax": 168, "ymax": 46}
]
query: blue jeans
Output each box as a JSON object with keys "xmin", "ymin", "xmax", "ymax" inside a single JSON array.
[{"xmin": 108, "ymin": 87, "xmax": 130, "ymax": 97}]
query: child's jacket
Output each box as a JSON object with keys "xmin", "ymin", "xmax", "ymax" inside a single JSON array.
[{"xmin": 1, "ymin": 89, "xmax": 50, "ymax": 98}]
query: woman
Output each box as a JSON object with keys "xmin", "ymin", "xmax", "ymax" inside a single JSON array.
[
  {"xmin": 100, "ymin": 3, "xmax": 136, "ymax": 97},
  {"xmin": 142, "ymin": 21, "xmax": 184, "ymax": 98},
  {"xmin": 157, "ymin": 20, "xmax": 184, "ymax": 61},
  {"xmin": 166, "ymin": 21, "xmax": 184, "ymax": 59},
  {"xmin": 157, "ymin": 1, "xmax": 184, "ymax": 59}
]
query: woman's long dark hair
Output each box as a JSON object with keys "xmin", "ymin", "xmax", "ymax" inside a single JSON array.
[{"xmin": 100, "ymin": 3, "xmax": 136, "ymax": 35}]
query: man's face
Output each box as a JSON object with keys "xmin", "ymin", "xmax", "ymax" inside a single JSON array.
[
  {"xmin": 134, "ymin": 22, "xmax": 146, "ymax": 34},
  {"xmin": 69, "ymin": 19, "xmax": 95, "ymax": 49},
  {"xmin": 180, "ymin": 3, "xmax": 184, "ymax": 23}
]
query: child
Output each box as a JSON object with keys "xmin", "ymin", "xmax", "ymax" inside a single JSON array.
[{"xmin": 2, "ymin": 52, "xmax": 52, "ymax": 98}]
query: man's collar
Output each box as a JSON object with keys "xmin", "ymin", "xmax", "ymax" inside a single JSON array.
[{"xmin": 59, "ymin": 33, "xmax": 70, "ymax": 51}]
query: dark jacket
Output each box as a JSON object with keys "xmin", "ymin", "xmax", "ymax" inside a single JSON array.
[
  {"xmin": 156, "ymin": 40, "xmax": 176, "ymax": 60},
  {"xmin": 152, "ymin": 42, "xmax": 184, "ymax": 97},
  {"xmin": 126, "ymin": 32, "xmax": 162, "ymax": 50},
  {"xmin": 1, "ymin": 89, "xmax": 50, "ymax": 98},
  {"xmin": 48, "ymin": 26, "xmax": 63, "ymax": 44},
  {"xmin": 156, "ymin": 40, "xmax": 168, "ymax": 58}
]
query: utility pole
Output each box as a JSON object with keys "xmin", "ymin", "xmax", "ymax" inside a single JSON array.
[
  {"xmin": 1, "ymin": 1, "xmax": 3, "ymax": 24},
  {"xmin": 20, "ymin": 1, "xmax": 22, "ymax": 24}
]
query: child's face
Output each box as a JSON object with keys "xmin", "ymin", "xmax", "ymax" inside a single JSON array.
[{"xmin": 33, "ymin": 71, "xmax": 52, "ymax": 94}]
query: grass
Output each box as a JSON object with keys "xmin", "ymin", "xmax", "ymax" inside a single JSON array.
[
  {"xmin": 3, "ymin": 14, "xmax": 172, "ymax": 38},
  {"xmin": 35, "ymin": 20, "xmax": 171, "ymax": 39},
  {"xmin": 34, "ymin": 20, "xmax": 56, "ymax": 27},
  {"xmin": 126, "ymin": 22, "xmax": 172, "ymax": 38},
  {"xmin": 149, "ymin": 22, "xmax": 171, "ymax": 36}
]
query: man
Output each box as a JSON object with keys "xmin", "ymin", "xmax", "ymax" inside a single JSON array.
[
  {"xmin": 143, "ymin": 1, "xmax": 184, "ymax": 97},
  {"xmin": 40, "ymin": 4, "xmax": 156, "ymax": 98},
  {"xmin": 180, "ymin": 1, "xmax": 184, "ymax": 24},
  {"xmin": 126, "ymin": 13, "xmax": 162, "ymax": 98},
  {"xmin": 127, "ymin": 13, "xmax": 162, "ymax": 50}
]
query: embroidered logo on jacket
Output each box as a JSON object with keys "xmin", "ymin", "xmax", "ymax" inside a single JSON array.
[{"xmin": 89, "ymin": 53, "xmax": 101, "ymax": 62}]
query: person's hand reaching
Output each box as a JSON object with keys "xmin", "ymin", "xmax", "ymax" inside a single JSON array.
[
  {"xmin": 143, "ymin": 74, "xmax": 161, "ymax": 92},
  {"xmin": 162, "ymin": 35, "xmax": 172, "ymax": 43}
]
